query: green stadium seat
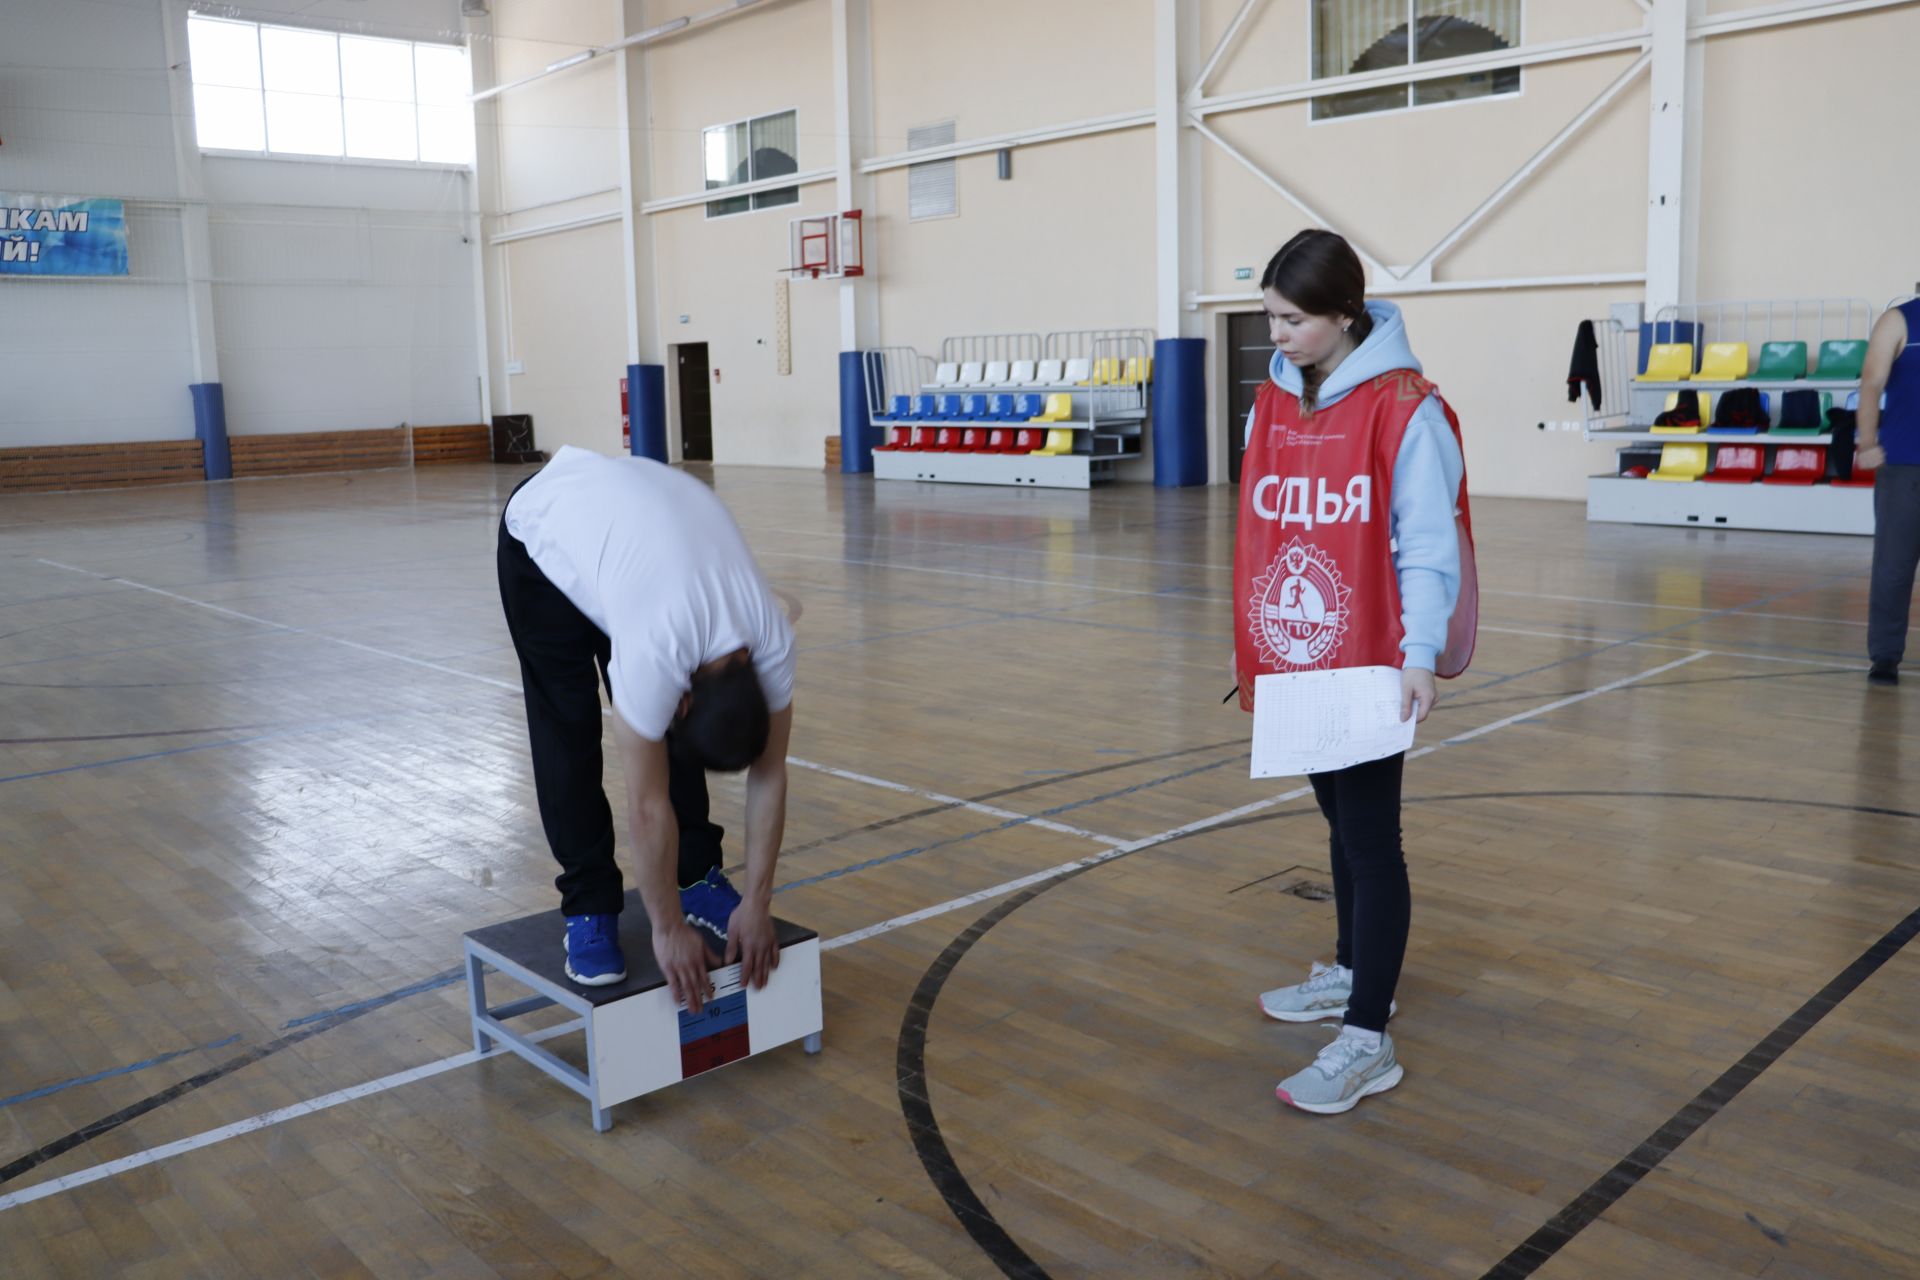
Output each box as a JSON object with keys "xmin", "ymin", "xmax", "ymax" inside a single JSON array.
[
  {"xmin": 1753, "ymin": 341, "xmax": 1807, "ymax": 381},
  {"xmin": 1814, "ymin": 340, "xmax": 1867, "ymax": 380}
]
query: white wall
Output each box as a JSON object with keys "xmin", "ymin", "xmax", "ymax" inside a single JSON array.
[
  {"xmin": 474, "ymin": 0, "xmax": 1920, "ymax": 497},
  {"xmin": 481, "ymin": 1, "xmax": 628, "ymax": 454},
  {"xmin": 0, "ymin": 0, "xmax": 482, "ymax": 450},
  {"xmin": 204, "ymin": 159, "xmax": 481, "ymax": 435},
  {"xmin": 0, "ymin": 0, "xmax": 197, "ymax": 448}
]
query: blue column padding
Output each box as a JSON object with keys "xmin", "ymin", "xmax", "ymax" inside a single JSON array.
[
  {"xmin": 628, "ymin": 363, "xmax": 667, "ymax": 461},
  {"xmin": 190, "ymin": 382, "xmax": 229, "ymax": 481},
  {"xmin": 1636, "ymin": 320, "xmax": 1697, "ymax": 376},
  {"xmin": 839, "ymin": 351, "xmax": 877, "ymax": 474},
  {"xmin": 1151, "ymin": 338, "xmax": 1208, "ymax": 487}
]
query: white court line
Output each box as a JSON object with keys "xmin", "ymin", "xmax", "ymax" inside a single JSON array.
[
  {"xmin": 749, "ymin": 532, "xmax": 1870, "ymax": 628},
  {"xmin": 1436, "ymin": 651, "xmax": 1708, "ymax": 744},
  {"xmin": 36, "ymin": 559, "xmax": 1116, "ymax": 843},
  {"xmin": 787, "ymin": 756, "xmax": 1126, "ymax": 847},
  {"xmin": 1477, "ymin": 623, "xmax": 1859, "ymax": 669},
  {"xmin": 829, "ymin": 651, "xmax": 1712, "ymax": 950},
  {"xmin": 0, "ymin": 1019, "xmax": 583, "ymax": 1214},
  {"xmin": 36, "ymin": 559, "xmax": 524, "ymax": 693},
  {"xmin": 1479, "ymin": 586, "xmax": 1871, "ymax": 628},
  {"xmin": 756, "ymin": 548, "xmax": 1178, "ymax": 597},
  {"xmin": 0, "ymin": 649, "xmax": 1712, "ymax": 1215}
]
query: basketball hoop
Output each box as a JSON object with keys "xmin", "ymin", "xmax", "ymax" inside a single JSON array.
[{"xmin": 784, "ymin": 210, "xmax": 864, "ymax": 281}]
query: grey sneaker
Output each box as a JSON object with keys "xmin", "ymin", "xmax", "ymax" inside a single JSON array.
[
  {"xmin": 1276, "ymin": 1029, "xmax": 1403, "ymax": 1114},
  {"xmin": 1258, "ymin": 961, "xmax": 1396, "ymax": 1023}
]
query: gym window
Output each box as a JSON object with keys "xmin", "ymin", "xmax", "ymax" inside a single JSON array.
[
  {"xmin": 703, "ymin": 110, "xmax": 800, "ymax": 218},
  {"xmin": 186, "ymin": 15, "xmax": 474, "ymax": 165},
  {"xmin": 1311, "ymin": 0, "xmax": 1522, "ymax": 121}
]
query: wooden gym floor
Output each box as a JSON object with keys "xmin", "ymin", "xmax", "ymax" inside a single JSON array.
[{"xmin": 1, "ymin": 462, "xmax": 1915, "ymax": 1279}]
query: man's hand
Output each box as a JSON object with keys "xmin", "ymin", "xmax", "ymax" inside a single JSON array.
[
  {"xmin": 1859, "ymin": 442, "xmax": 1887, "ymax": 472},
  {"xmin": 1401, "ymin": 666, "xmax": 1437, "ymax": 724},
  {"xmin": 654, "ymin": 920, "xmax": 714, "ymax": 1012},
  {"xmin": 725, "ymin": 896, "xmax": 780, "ymax": 990}
]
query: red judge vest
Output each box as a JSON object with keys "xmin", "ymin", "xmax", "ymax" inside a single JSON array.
[{"xmin": 1233, "ymin": 368, "xmax": 1478, "ymax": 712}]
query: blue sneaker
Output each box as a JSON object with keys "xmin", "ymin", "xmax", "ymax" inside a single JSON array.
[
  {"xmin": 562, "ymin": 914, "xmax": 626, "ymax": 986},
  {"xmin": 679, "ymin": 868, "xmax": 742, "ymax": 941}
]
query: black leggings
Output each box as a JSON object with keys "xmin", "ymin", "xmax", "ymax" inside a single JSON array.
[
  {"xmin": 496, "ymin": 489, "xmax": 723, "ymax": 916},
  {"xmin": 1306, "ymin": 751, "xmax": 1409, "ymax": 1033}
]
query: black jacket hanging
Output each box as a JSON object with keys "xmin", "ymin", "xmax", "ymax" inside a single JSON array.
[{"xmin": 1567, "ymin": 319, "xmax": 1602, "ymax": 410}]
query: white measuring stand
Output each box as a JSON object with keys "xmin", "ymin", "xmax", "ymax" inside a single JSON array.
[{"xmin": 463, "ymin": 890, "xmax": 823, "ymax": 1131}]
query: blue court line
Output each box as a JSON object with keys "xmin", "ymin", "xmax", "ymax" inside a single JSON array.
[
  {"xmin": 0, "ymin": 708, "xmax": 438, "ymax": 788},
  {"xmin": 4, "ymin": 968, "xmax": 473, "ymax": 1112},
  {"xmin": 0, "ymin": 732, "xmax": 284, "ymax": 786},
  {"xmin": 0, "ymin": 1034, "xmax": 242, "ymax": 1110},
  {"xmin": 0, "ymin": 636, "xmax": 231, "ymax": 672},
  {"xmin": 280, "ymin": 966, "xmax": 464, "ymax": 1029}
]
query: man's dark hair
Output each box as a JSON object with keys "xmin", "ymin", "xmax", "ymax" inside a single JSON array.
[{"xmin": 675, "ymin": 662, "xmax": 770, "ymax": 772}]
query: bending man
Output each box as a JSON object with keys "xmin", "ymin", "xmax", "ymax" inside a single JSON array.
[{"xmin": 497, "ymin": 446, "xmax": 794, "ymax": 1010}]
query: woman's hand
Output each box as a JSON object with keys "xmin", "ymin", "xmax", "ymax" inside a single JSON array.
[{"xmin": 1401, "ymin": 667, "xmax": 1437, "ymax": 724}]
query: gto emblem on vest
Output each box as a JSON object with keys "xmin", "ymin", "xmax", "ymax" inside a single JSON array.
[{"xmin": 1249, "ymin": 538, "xmax": 1351, "ymax": 669}]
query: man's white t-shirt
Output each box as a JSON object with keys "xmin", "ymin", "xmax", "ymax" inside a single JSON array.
[{"xmin": 504, "ymin": 446, "xmax": 795, "ymax": 741}]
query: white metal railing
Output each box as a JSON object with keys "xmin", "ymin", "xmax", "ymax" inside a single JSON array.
[
  {"xmin": 863, "ymin": 347, "xmax": 933, "ymax": 421},
  {"xmin": 861, "ymin": 328, "xmax": 1155, "ymax": 456},
  {"xmin": 1042, "ymin": 328, "xmax": 1154, "ymax": 362},
  {"xmin": 1579, "ymin": 317, "xmax": 1637, "ymax": 431},
  {"xmin": 1648, "ymin": 297, "xmax": 1874, "ymax": 355},
  {"xmin": 1085, "ymin": 334, "xmax": 1154, "ymax": 425},
  {"xmin": 938, "ymin": 332, "xmax": 1044, "ymax": 365}
]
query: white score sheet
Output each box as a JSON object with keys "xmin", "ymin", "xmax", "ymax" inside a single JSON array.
[{"xmin": 1249, "ymin": 665, "xmax": 1416, "ymax": 779}]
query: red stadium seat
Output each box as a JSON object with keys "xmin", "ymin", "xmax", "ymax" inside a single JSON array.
[
  {"xmin": 1702, "ymin": 444, "xmax": 1762, "ymax": 484},
  {"xmin": 1761, "ymin": 445, "xmax": 1825, "ymax": 486}
]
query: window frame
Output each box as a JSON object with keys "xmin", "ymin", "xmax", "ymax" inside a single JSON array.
[
  {"xmin": 186, "ymin": 14, "xmax": 475, "ymax": 170},
  {"xmin": 701, "ymin": 107, "xmax": 802, "ymax": 220},
  {"xmin": 1306, "ymin": 0, "xmax": 1526, "ymax": 125}
]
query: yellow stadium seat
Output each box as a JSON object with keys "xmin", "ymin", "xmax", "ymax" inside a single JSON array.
[
  {"xmin": 1650, "ymin": 390, "xmax": 1710, "ymax": 434},
  {"xmin": 1647, "ymin": 442, "xmax": 1708, "ymax": 482},
  {"xmin": 1031, "ymin": 428, "xmax": 1075, "ymax": 456},
  {"xmin": 1691, "ymin": 342, "xmax": 1750, "ymax": 381},
  {"xmin": 1089, "ymin": 357, "xmax": 1123, "ymax": 386},
  {"xmin": 1124, "ymin": 356, "xmax": 1153, "ymax": 385},
  {"xmin": 1635, "ymin": 343, "xmax": 1694, "ymax": 382},
  {"xmin": 1028, "ymin": 393, "xmax": 1072, "ymax": 423}
]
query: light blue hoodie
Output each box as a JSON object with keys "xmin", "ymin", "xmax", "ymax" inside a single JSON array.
[{"xmin": 1244, "ymin": 300, "xmax": 1464, "ymax": 672}]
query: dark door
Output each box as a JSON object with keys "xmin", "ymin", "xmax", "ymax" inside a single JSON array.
[
  {"xmin": 676, "ymin": 343, "xmax": 713, "ymax": 462},
  {"xmin": 1226, "ymin": 312, "xmax": 1271, "ymax": 485}
]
